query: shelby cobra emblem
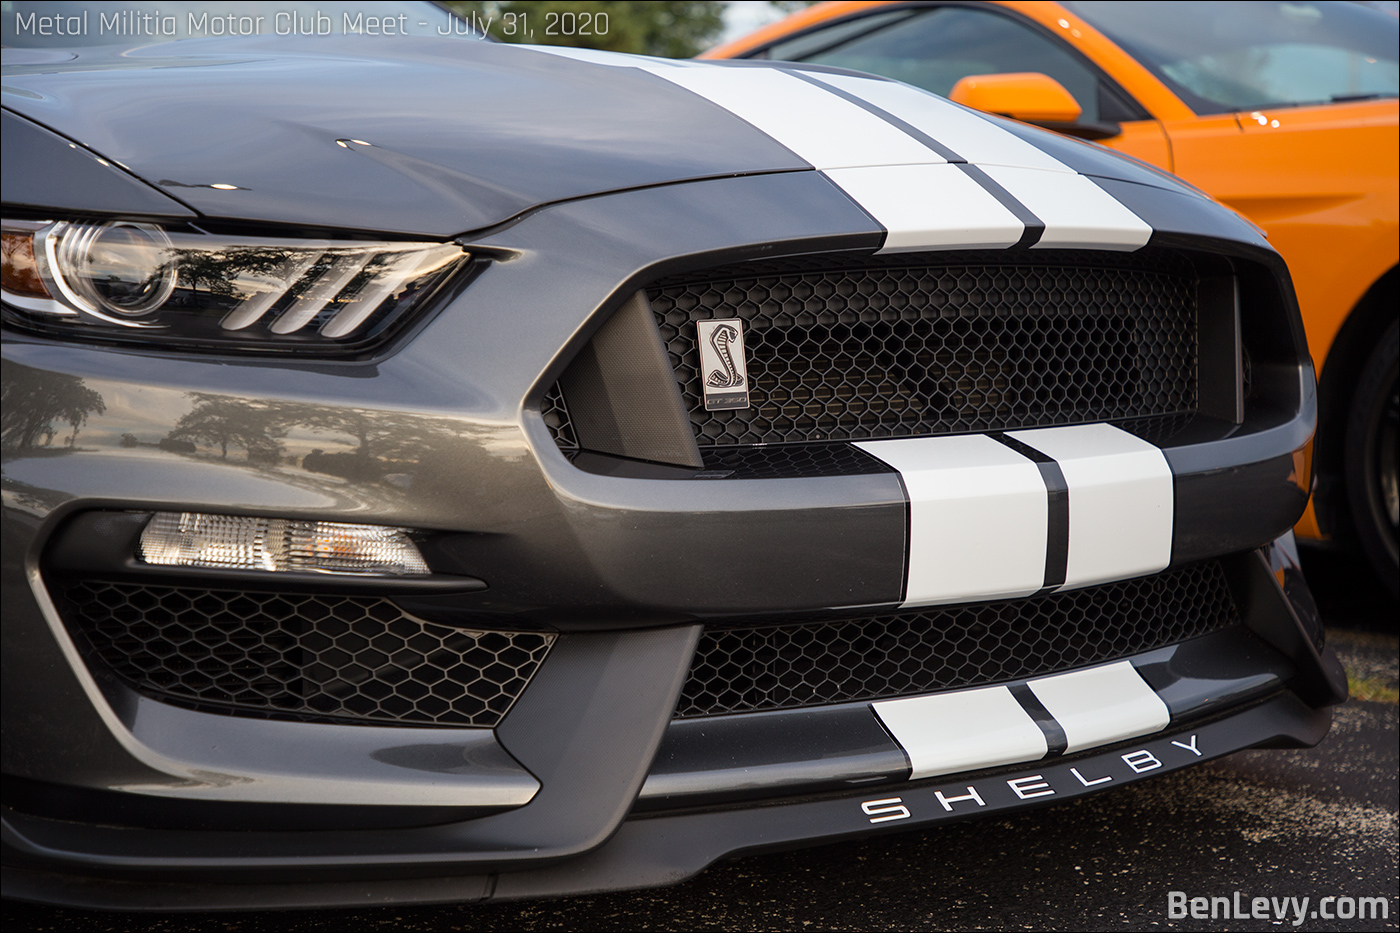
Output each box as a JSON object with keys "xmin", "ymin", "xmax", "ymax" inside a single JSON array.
[{"xmin": 696, "ymin": 318, "xmax": 751, "ymax": 411}]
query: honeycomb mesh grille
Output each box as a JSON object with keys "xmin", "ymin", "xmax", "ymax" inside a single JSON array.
[
  {"xmin": 675, "ymin": 560, "xmax": 1237, "ymax": 718},
  {"xmin": 541, "ymin": 383, "xmax": 578, "ymax": 450},
  {"xmin": 701, "ymin": 443, "xmax": 894, "ymax": 479},
  {"xmin": 61, "ymin": 582, "xmax": 553, "ymax": 728},
  {"xmin": 648, "ymin": 249, "xmax": 1198, "ymax": 448}
]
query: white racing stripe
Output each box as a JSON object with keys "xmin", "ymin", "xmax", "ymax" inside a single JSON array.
[
  {"xmin": 854, "ymin": 435, "xmax": 1047, "ymax": 606},
  {"xmin": 1007, "ymin": 424, "xmax": 1173, "ymax": 588},
  {"xmin": 525, "ymin": 47, "xmax": 1154, "ymax": 253},
  {"xmin": 635, "ymin": 65, "xmax": 944, "ymax": 170},
  {"xmin": 978, "ymin": 165, "xmax": 1153, "ymax": 250},
  {"xmin": 1028, "ymin": 661, "xmax": 1171, "ymax": 753},
  {"xmin": 873, "ymin": 685, "xmax": 1048, "ymax": 780},
  {"xmin": 528, "ymin": 49, "xmax": 942, "ymax": 170},
  {"xmin": 805, "ymin": 71, "xmax": 1075, "ymax": 172},
  {"xmin": 825, "ymin": 164, "xmax": 1024, "ymax": 251},
  {"xmin": 874, "ymin": 661, "xmax": 1171, "ymax": 779}
]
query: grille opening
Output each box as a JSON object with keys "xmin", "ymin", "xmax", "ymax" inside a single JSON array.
[
  {"xmin": 649, "ymin": 250, "xmax": 1199, "ymax": 448},
  {"xmin": 59, "ymin": 582, "xmax": 553, "ymax": 728},
  {"xmin": 675, "ymin": 560, "xmax": 1238, "ymax": 718}
]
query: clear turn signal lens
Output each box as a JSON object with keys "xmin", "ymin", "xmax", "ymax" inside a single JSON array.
[{"xmin": 138, "ymin": 512, "xmax": 430, "ymax": 576}]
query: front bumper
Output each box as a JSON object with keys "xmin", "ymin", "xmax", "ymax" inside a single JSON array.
[{"xmin": 2, "ymin": 172, "xmax": 1343, "ymax": 908}]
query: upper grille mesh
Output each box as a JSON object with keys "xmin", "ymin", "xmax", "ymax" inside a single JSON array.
[
  {"xmin": 648, "ymin": 250, "xmax": 1198, "ymax": 447},
  {"xmin": 62, "ymin": 582, "xmax": 553, "ymax": 728},
  {"xmin": 676, "ymin": 560, "xmax": 1237, "ymax": 718}
]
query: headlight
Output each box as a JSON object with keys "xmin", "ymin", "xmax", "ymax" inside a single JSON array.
[{"xmin": 1, "ymin": 218, "xmax": 469, "ymax": 352}]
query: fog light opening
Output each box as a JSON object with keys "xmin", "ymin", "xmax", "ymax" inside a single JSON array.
[{"xmin": 138, "ymin": 512, "xmax": 430, "ymax": 576}]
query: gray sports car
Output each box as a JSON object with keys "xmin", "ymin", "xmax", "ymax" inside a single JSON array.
[{"xmin": 1, "ymin": 11, "xmax": 1345, "ymax": 910}]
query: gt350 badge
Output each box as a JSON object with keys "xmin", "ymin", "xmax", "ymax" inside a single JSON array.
[{"xmin": 696, "ymin": 318, "xmax": 751, "ymax": 411}]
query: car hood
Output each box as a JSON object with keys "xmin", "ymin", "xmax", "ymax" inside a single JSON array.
[
  {"xmin": 1, "ymin": 35, "xmax": 1201, "ymax": 237},
  {"xmin": 1, "ymin": 36, "xmax": 812, "ymax": 236}
]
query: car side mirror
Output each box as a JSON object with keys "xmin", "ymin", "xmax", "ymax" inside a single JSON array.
[{"xmin": 948, "ymin": 72, "xmax": 1121, "ymax": 140}]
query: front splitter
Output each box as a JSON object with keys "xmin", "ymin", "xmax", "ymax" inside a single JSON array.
[{"xmin": 3, "ymin": 689, "xmax": 1332, "ymax": 911}]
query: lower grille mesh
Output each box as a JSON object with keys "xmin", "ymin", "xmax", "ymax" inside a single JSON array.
[
  {"xmin": 675, "ymin": 561, "xmax": 1238, "ymax": 718},
  {"xmin": 61, "ymin": 582, "xmax": 553, "ymax": 728}
]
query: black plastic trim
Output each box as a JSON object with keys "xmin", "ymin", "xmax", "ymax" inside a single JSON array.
[
  {"xmin": 640, "ymin": 704, "xmax": 910, "ymax": 809},
  {"xmin": 556, "ymin": 291, "xmax": 702, "ymax": 468}
]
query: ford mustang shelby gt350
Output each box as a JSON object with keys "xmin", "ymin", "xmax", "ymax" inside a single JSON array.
[{"xmin": 0, "ymin": 33, "xmax": 1346, "ymax": 909}]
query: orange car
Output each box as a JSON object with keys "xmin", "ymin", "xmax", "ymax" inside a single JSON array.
[{"xmin": 708, "ymin": 0, "xmax": 1399, "ymax": 595}]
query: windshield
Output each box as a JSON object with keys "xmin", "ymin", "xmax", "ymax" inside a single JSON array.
[
  {"xmin": 1, "ymin": 1, "xmax": 474, "ymax": 47},
  {"xmin": 1062, "ymin": 0, "xmax": 1398, "ymax": 113}
]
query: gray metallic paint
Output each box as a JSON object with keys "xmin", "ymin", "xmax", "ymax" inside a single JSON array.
[
  {"xmin": 2, "ymin": 37, "xmax": 811, "ymax": 236},
  {"xmin": 2, "ymin": 170, "xmax": 1320, "ymax": 818},
  {"xmin": 0, "ymin": 36, "xmax": 1337, "ymax": 908},
  {"xmin": 0, "ymin": 111, "xmax": 195, "ymax": 218}
]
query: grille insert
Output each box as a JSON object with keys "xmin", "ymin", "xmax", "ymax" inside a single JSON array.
[
  {"xmin": 676, "ymin": 561, "xmax": 1237, "ymax": 718},
  {"xmin": 648, "ymin": 250, "xmax": 1198, "ymax": 448},
  {"xmin": 61, "ymin": 582, "xmax": 553, "ymax": 728},
  {"xmin": 541, "ymin": 383, "xmax": 578, "ymax": 450},
  {"xmin": 700, "ymin": 443, "xmax": 894, "ymax": 479}
]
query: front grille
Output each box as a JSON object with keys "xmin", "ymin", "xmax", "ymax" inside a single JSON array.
[
  {"xmin": 648, "ymin": 249, "xmax": 1198, "ymax": 448},
  {"xmin": 61, "ymin": 582, "xmax": 553, "ymax": 728},
  {"xmin": 675, "ymin": 560, "xmax": 1237, "ymax": 718}
]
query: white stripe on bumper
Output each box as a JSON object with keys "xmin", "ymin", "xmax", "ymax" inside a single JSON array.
[
  {"xmin": 856, "ymin": 425, "xmax": 1174, "ymax": 605},
  {"xmin": 853, "ymin": 434, "xmax": 1047, "ymax": 606},
  {"xmin": 1007, "ymin": 424, "xmax": 1174, "ymax": 589},
  {"xmin": 1028, "ymin": 661, "xmax": 1171, "ymax": 753},
  {"xmin": 873, "ymin": 685, "xmax": 1047, "ymax": 780}
]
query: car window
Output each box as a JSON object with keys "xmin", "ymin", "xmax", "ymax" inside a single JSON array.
[
  {"xmin": 1, "ymin": 1, "xmax": 475, "ymax": 47},
  {"xmin": 763, "ymin": 5, "xmax": 1106, "ymax": 122},
  {"xmin": 1062, "ymin": 0, "xmax": 1399, "ymax": 114}
]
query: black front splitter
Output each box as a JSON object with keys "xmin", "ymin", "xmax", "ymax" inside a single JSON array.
[{"xmin": 2, "ymin": 689, "xmax": 1332, "ymax": 911}]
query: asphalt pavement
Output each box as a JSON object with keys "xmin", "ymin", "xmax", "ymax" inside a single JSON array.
[{"xmin": 6, "ymin": 548, "xmax": 1397, "ymax": 932}]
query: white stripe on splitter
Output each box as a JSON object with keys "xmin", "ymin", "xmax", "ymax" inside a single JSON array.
[
  {"xmin": 1006, "ymin": 424, "xmax": 1173, "ymax": 588},
  {"xmin": 978, "ymin": 165, "xmax": 1152, "ymax": 251},
  {"xmin": 1028, "ymin": 661, "xmax": 1170, "ymax": 753},
  {"xmin": 873, "ymin": 685, "xmax": 1048, "ymax": 780},
  {"xmin": 825, "ymin": 164, "xmax": 1024, "ymax": 251},
  {"xmin": 854, "ymin": 434, "xmax": 1046, "ymax": 606},
  {"xmin": 803, "ymin": 72, "xmax": 1074, "ymax": 172}
]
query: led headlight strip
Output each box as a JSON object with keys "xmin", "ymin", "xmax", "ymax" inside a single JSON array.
[{"xmin": 1, "ymin": 218, "xmax": 467, "ymax": 348}]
